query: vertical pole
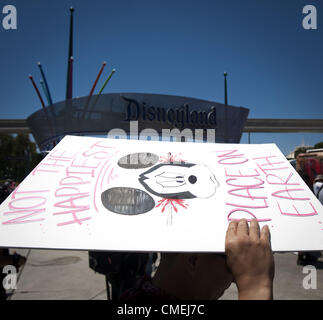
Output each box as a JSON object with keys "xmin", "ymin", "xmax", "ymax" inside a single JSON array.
[
  {"xmin": 40, "ymin": 80, "xmax": 50, "ymax": 105},
  {"xmin": 224, "ymin": 72, "xmax": 228, "ymax": 143},
  {"xmin": 38, "ymin": 62, "xmax": 53, "ymax": 105},
  {"xmin": 66, "ymin": 7, "xmax": 74, "ymax": 100},
  {"xmin": 29, "ymin": 75, "xmax": 46, "ymax": 109},
  {"xmin": 38, "ymin": 62, "xmax": 57, "ymax": 136},
  {"xmin": 98, "ymin": 69, "xmax": 116, "ymax": 94},
  {"xmin": 89, "ymin": 61, "xmax": 107, "ymax": 96},
  {"xmin": 224, "ymin": 72, "xmax": 228, "ymax": 105},
  {"xmin": 68, "ymin": 56, "xmax": 74, "ymax": 99},
  {"xmin": 29, "ymin": 75, "xmax": 54, "ymax": 137}
]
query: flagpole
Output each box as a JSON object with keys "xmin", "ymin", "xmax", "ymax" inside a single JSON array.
[
  {"xmin": 66, "ymin": 7, "xmax": 74, "ymax": 100},
  {"xmin": 224, "ymin": 71, "xmax": 228, "ymax": 105},
  {"xmin": 224, "ymin": 72, "xmax": 228, "ymax": 143}
]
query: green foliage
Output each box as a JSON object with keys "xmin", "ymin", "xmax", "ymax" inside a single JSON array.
[
  {"xmin": 314, "ymin": 141, "xmax": 323, "ymax": 149},
  {"xmin": 0, "ymin": 133, "xmax": 43, "ymax": 182},
  {"xmin": 294, "ymin": 146, "xmax": 313, "ymax": 158}
]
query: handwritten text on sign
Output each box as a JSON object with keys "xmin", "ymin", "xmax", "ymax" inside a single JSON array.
[
  {"xmin": 0, "ymin": 136, "xmax": 322, "ymax": 252},
  {"xmin": 2, "ymin": 139, "xmax": 119, "ymax": 227},
  {"xmin": 215, "ymin": 150, "xmax": 318, "ymax": 222}
]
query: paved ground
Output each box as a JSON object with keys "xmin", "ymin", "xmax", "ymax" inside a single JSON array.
[{"xmin": 7, "ymin": 249, "xmax": 323, "ymax": 300}]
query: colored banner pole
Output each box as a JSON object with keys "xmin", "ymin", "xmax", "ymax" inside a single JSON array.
[
  {"xmin": 29, "ymin": 75, "xmax": 46, "ymax": 109},
  {"xmin": 98, "ymin": 69, "xmax": 116, "ymax": 95},
  {"xmin": 89, "ymin": 61, "xmax": 107, "ymax": 96},
  {"xmin": 40, "ymin": 79, "xmax": 50, "ymax": 105},
  {"xmin": 81, "ymin": 61, "xmax": 107, "ymax": 120},
  {"xmin": 29, "ymin": 74, "xmax": 54, "ymax": 137},
  {"xmin": 38, "ymin": 62, "xmax": 53, "ymax": 105},
  {"xmin": 86, "ymin": 69, "xmax": 116, "ymax": 118}
]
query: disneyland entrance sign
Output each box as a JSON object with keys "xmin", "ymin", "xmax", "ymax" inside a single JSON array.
[{"xmin": 27, "ymin": 93, "xmax": 249, "ymax": 151}]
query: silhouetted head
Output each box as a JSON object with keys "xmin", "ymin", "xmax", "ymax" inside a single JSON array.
[{"xmin": 153, "ymin": 252, "xmax": 232, "ymax": 300}]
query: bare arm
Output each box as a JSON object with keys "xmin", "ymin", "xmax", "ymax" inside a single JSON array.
[{"xmin": 225, "ymin": 219, "xmax": 275, "ymax": 300}]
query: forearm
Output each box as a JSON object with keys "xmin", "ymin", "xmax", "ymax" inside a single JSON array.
[{"xmin": 225, "ymin": 219, "xmax": 275, "ymax": 301}]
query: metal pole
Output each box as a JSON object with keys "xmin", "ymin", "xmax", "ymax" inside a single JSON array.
[
  {"xmin": 224, "ymin": 72, "xmax": 228, "ymax": 143},
  {"xmin": 66, "ymin": 7, "xmax": 74, "ymax": 99},
  {"xmin": 224, "ymin": 72, "xmax": 228, "ymax": 105}
]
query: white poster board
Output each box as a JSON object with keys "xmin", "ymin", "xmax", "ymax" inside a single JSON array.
[{"xmin": 0, "ymin": 135, "xmax": 322, "ymax": 252}]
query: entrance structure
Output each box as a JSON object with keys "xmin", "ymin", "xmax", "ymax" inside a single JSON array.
[
  {"xmin": 25, "ymin": 93, "xmax": 249, "ymax": 151},
  {"xmin": 1, "ymin": 114, "xmax": 322, "ymax": 148}
]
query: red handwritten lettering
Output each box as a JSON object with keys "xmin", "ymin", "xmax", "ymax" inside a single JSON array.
[
  {"xmin": 277, "ymin": 201, "xmax": 318, "ymax": 217},
  {"xmin": 82, "ymin": 149, "xmax": 110, "ymax": 159},
  {"xmin": 32, "ymin": 163, "xmax": 60, "ymax": 175},
  {"xmin": 90, "ymin": 140, "xmax": 116, "ymax": 149},
  {"xmin": 2, "ymin": 189, "xmax": 49, "ymax": 225},
  {"xmin": 70, "ymin": 157, "xmax": 102, "ymax": 169},
  {"xmin": 53, "ymin": 193, "xmax": 91, "ymax": 226},
  {"xmin": 2, "ymin": 208, "xmax": 46, "ymax": 225},
  {"xmin": 266, "ymin": 172, "xmax": 300, "ymax": 186},
  {"xmin": 8, "ymin": 196, "xmax": 46, "ymax": 210},
  {"xmin": 216, "ymin": 150, "xmax": 248, "ymax": 165},
  {"xmin": 226, "ymin": 177, "xmax": 264, "ymax": 188},
  {"xmin": 253, "ymin": 156, "xmax": 288, "ymax": 174},
  {"xmin": 42, "ymin": 157, "xmax": 70, "ymax": 167},
  {"xmin": 272, "ymin": 188, "xmax": 310, "ymax": 201},
  {"xmin": 49, "ymin": 149, "xmax": 78, "ymax": 159},
  {"xmin": 65, "ymin": 166, "xmax": 95, "ymax": 177},
  {"xmin": 225, "ymin": 168, "xmax": 260, "ymax": 177},
  {"xmin": 228, "ymin": 186, "xmax": 267, "ymax": 200},
  {"xmin": 227, "ymin": 208, "xmax": 272, "ymax": 222},
  {"xmin": 226, "ymin": 199, "xmax": 269, "ymax": 209}
]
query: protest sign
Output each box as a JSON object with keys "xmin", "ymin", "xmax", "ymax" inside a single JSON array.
[{"xmin": 0, "ymin": 135, "xmax": 322, "ymax": 252}]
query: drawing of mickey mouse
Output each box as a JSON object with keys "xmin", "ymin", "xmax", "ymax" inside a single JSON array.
[{"xmin": 101, "ymin": 152, "xmax": 219, "ymax": 218}]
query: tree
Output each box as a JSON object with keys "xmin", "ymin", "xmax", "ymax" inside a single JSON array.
[
  {"xmin": 314, "ymin": 141, "xmax": 323, "ymax": 149},
  {"xmin": 0, "ymin": 133, "xmax": 43, "ymax": 183},
  {"xmin": 294, "ymin": 146, "xmax": 313, "ymax": 158}
]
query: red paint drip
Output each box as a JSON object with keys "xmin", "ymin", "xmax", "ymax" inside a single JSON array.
[
  {"xmin": 156, "ymin": 198, "xmax": 188, "ymax": 213},
  {"xmin": 159, "ymin": 152, "xmax": 186, "ymax": 163}
]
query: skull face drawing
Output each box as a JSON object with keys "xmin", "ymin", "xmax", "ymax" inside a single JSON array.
[
  {"xmin": 138, "ymin": 163, "xmax": 219, "ymax": 199},
  {"xmin": 101, "ymin": 153, "xmax": 219, "ymax": 216}
]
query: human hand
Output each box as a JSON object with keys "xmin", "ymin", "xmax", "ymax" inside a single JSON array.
[{"xmin": 225, "ymin": 219, "xmax": 274, "ymax": 300}]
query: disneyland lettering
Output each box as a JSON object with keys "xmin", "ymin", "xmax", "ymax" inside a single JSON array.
[{"xmin": 122, "ymin": 96, "xmax": 217, "ymax": 128}]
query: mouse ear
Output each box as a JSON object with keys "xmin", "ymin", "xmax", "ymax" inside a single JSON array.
[
  {"xmin": 117, "ymin": 152, "xmax": 159, "ymax": 169},
  {"xmin": 101, "ymin": 187, "xmax": 155, "ymax": 215}
]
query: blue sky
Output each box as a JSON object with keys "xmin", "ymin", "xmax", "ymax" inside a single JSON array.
[{"xmin": 0, "ymin": 0, "xmax": 322, "ymax": 155}]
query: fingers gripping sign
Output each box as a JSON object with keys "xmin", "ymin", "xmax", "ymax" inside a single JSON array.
[
  {"xmin": 225, "ymin": 219, "xmax": 275, "ymax": 300},
  {"xmin": 237, "ymin": 219, "xmax": 249, "ymax": 236},
  {"xmin": 249, "ymin": 219, "xmax": 260, "ymax": 241}
]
